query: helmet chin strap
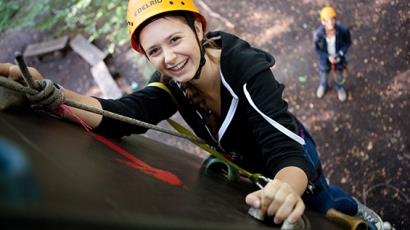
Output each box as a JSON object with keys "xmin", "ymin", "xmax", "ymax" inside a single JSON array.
[{"xmin": 190, "ymin": 35, "xmax": 206, "ymax": 81}]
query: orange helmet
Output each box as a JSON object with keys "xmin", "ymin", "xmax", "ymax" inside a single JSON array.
[
  {"xmin": 127, "ymin": 0, "xmax": 207, "ymax": 53},
  {"xmin": 320, "ymin": 6, "xmax": 337, "ymax": 21}
]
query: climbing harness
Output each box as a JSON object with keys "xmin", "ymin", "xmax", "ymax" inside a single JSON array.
[{"xmin": 146, "ymin": 82, "xmax": 272, "ymax": 186}]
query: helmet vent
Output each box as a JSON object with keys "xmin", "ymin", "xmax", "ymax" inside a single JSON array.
[{"xmin": 168, "ymin": 1, "xmax": 185, "ymax": 5}]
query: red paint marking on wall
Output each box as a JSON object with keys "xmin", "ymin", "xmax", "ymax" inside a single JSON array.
[{"xmin": 92, "ymin": 133, "xmax": 182, "ymax": 186}]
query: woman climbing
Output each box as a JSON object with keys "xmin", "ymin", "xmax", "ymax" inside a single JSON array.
[{"xmin": 0, "ymin": 1, "xmax": 387, "ymax": 229}]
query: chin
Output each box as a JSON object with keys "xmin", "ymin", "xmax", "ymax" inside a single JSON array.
[
  {"xmin": 175, "ymin": 76, "xmax": 194, "ymax": 83},
  {"xmin": 169, "ymin": 71, "xmax": 196, "ymax": 83}
]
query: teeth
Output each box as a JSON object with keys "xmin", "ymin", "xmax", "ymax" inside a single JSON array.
[{"xmin": 170, "ymin": 60, "xmax": 186, "ymax": 71}]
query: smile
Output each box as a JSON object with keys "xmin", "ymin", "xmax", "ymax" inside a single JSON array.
[{"xmin": 168, "ymin": 59, "xmax": 188, "ymax": 72}]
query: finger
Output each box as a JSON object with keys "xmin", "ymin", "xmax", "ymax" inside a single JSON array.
[
  {"xmin": 8, "ymin": 65, "xmax": 43, "ymax": 81},
  {"xmin": 261, "ymin": 180, "xmax": 280, "ymax": 212},
  {"xmin": 28, "ymin": 67, "xmax": 44, "ymax": 80},
  {"xmin": 245, "ymin": 190, "xmax": 262, "ymax": 209},
  {"xmin": 9, "ymin": 65, "xmax": 23, "ymax": 81},
  {"xmin": 0, "ymin": 63, "xmax": 13, "ymax": 76},
  {"xmin": 273, "ymin": 193, "xmax": 298, "ymax": 224},
  {"xmin": 266, "ymin": 188, "xmax": 287, "ymax": 217},
  {"xmin": 286, "ymin": 198, "xmax": 305, "ymax": 224}
]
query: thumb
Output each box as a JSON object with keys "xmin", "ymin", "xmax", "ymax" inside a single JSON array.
[
  {"xmin": 245, "ymin": 190, "xmax": 262, "ymax": 209},
  {"xmin": 3, "ymin": 64, "xmax": 44, "ymax": 81}
]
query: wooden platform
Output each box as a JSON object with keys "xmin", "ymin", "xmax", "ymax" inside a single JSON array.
[{"xmin": 0, "ymin": 111, "xmax": 343, "ymax": 229}]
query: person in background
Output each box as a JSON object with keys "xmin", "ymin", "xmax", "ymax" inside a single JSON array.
[
  {"xmin": 0, "ymin": 1, "xmax": 387, "ymax": 229},
  {"xmin": 313, "ymin": 6, "xmax": 352, "ymax": 102}
]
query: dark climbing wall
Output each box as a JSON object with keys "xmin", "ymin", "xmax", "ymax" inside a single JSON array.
[{"xmin": 0, "ymin": 111, "xmax": 342, "ymax": 229}]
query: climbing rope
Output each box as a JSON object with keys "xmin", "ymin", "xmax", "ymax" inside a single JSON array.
[
  {"xmin": 0, "ymin": 75, "xmax": 273, "ymax": 187},
  {"xmin": 2, "ymin": 53, "xmax": 271, "ymax": 187},
  {"xmin": 0, "ymin": 76, "xmax": 204, "ymax": 143}
]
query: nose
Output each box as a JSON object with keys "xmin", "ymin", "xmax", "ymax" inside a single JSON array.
[
  {"xmin": 324, "ymin": 19, "xmax": 334, "ymax": 27},
  {"xmin": 163, "ymin": 47, "xmax": 176, "ymax": 65}
]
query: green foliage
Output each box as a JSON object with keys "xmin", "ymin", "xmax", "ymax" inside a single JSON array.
[
  {"xmin": 1, "ymin": 0, "xmax": 154, "ymax": 80},
  {"xmin": 0, "ymin": 1, "xmax": 18, "ymax": 32},
  {"xmin": 0, "ymin": 1, "xmax": 48, "ymax": 33},
  {"xmin": 1, "ymin": 0, "xmax": 128, "ymax": 53},
  {"xmin": 58, "ymin": 0, "xmax": 128, "ymax": 53}
]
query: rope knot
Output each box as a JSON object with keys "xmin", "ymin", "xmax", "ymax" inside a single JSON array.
[{"xmin": 25, "ymin": 79, "xmax": 65, "ymax": 109}]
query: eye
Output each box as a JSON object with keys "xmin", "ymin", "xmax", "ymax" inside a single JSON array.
[
  {"xmin": 148, "ymin": 47, "xmax": 160, "ymax": 57},
  {"xmin": 170, "ymin": 36, "xmax": 181, "ymax": 44}
]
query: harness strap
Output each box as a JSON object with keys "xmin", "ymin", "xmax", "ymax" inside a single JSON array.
[
  {"xmin": 146, "ymin": 82, "xmax": 267, "ymax": 183},
  {"xmin": 147, "ymin": 82, "xmax": 321, "ymax": 195}
]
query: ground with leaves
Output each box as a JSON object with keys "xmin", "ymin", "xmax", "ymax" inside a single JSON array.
[
  {"xmin": 208, "ymin": 1, "xmax": 409, "ymax": 228},
  {"xmin": 0, "ymin": 0, "xmax": 409, "ymax": 229}
]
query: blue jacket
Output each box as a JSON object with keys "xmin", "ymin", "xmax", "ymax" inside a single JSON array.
[{"xmin": 313, "ymin": 23, "xmax": 351, "ymax": 71}]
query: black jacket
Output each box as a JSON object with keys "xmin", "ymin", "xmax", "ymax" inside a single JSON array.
[{"xmin": 95, "ymin": 31, "xmax": 309, "ymax": 178}]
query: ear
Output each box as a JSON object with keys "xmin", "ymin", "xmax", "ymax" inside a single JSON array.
[{"xmin": 194, "ymin": 20, "xmax": 204, "ymax": 41}]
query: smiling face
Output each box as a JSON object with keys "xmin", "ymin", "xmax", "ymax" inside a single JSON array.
[{"xmin": 139, "ymin": 16, "xmax": 203, "ymax": 82}]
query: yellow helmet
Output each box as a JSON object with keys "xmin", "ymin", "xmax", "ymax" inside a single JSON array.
[
  {"xmin": 320, "ymin": 6, "xmax": 337, "ymax": 21},
  {"xmin": 127, "ymin": 0, "xmax": 207, "ymax": 53}
]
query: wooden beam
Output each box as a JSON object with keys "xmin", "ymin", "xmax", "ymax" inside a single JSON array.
[
  {"xmin": 90, "ymin": 61, "xmax": 122, "ymax": 99},
  {"xmin": 23, "ymin": 36, "xmax": 68, "ymax": 58},
  {"xmin": 69, "ymin": 34, "xmax": 107, "ymax": 66}
]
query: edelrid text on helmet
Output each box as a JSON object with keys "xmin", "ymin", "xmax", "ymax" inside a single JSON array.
[
  {"xmin": 127, "ymin": 0, "xmax": 207, "ymax": 53},
  {"xmin": 320, "ymin": 6, "xmax": 337, "ymax": 21},
  {"xmin": 133, "ymin": 0, "xmax": 163, "ymax": 17}
]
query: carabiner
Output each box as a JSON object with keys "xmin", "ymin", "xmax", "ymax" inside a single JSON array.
[{"xmin": 250, "ymin": 173, "xmax": 271, "ymax": 189}]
